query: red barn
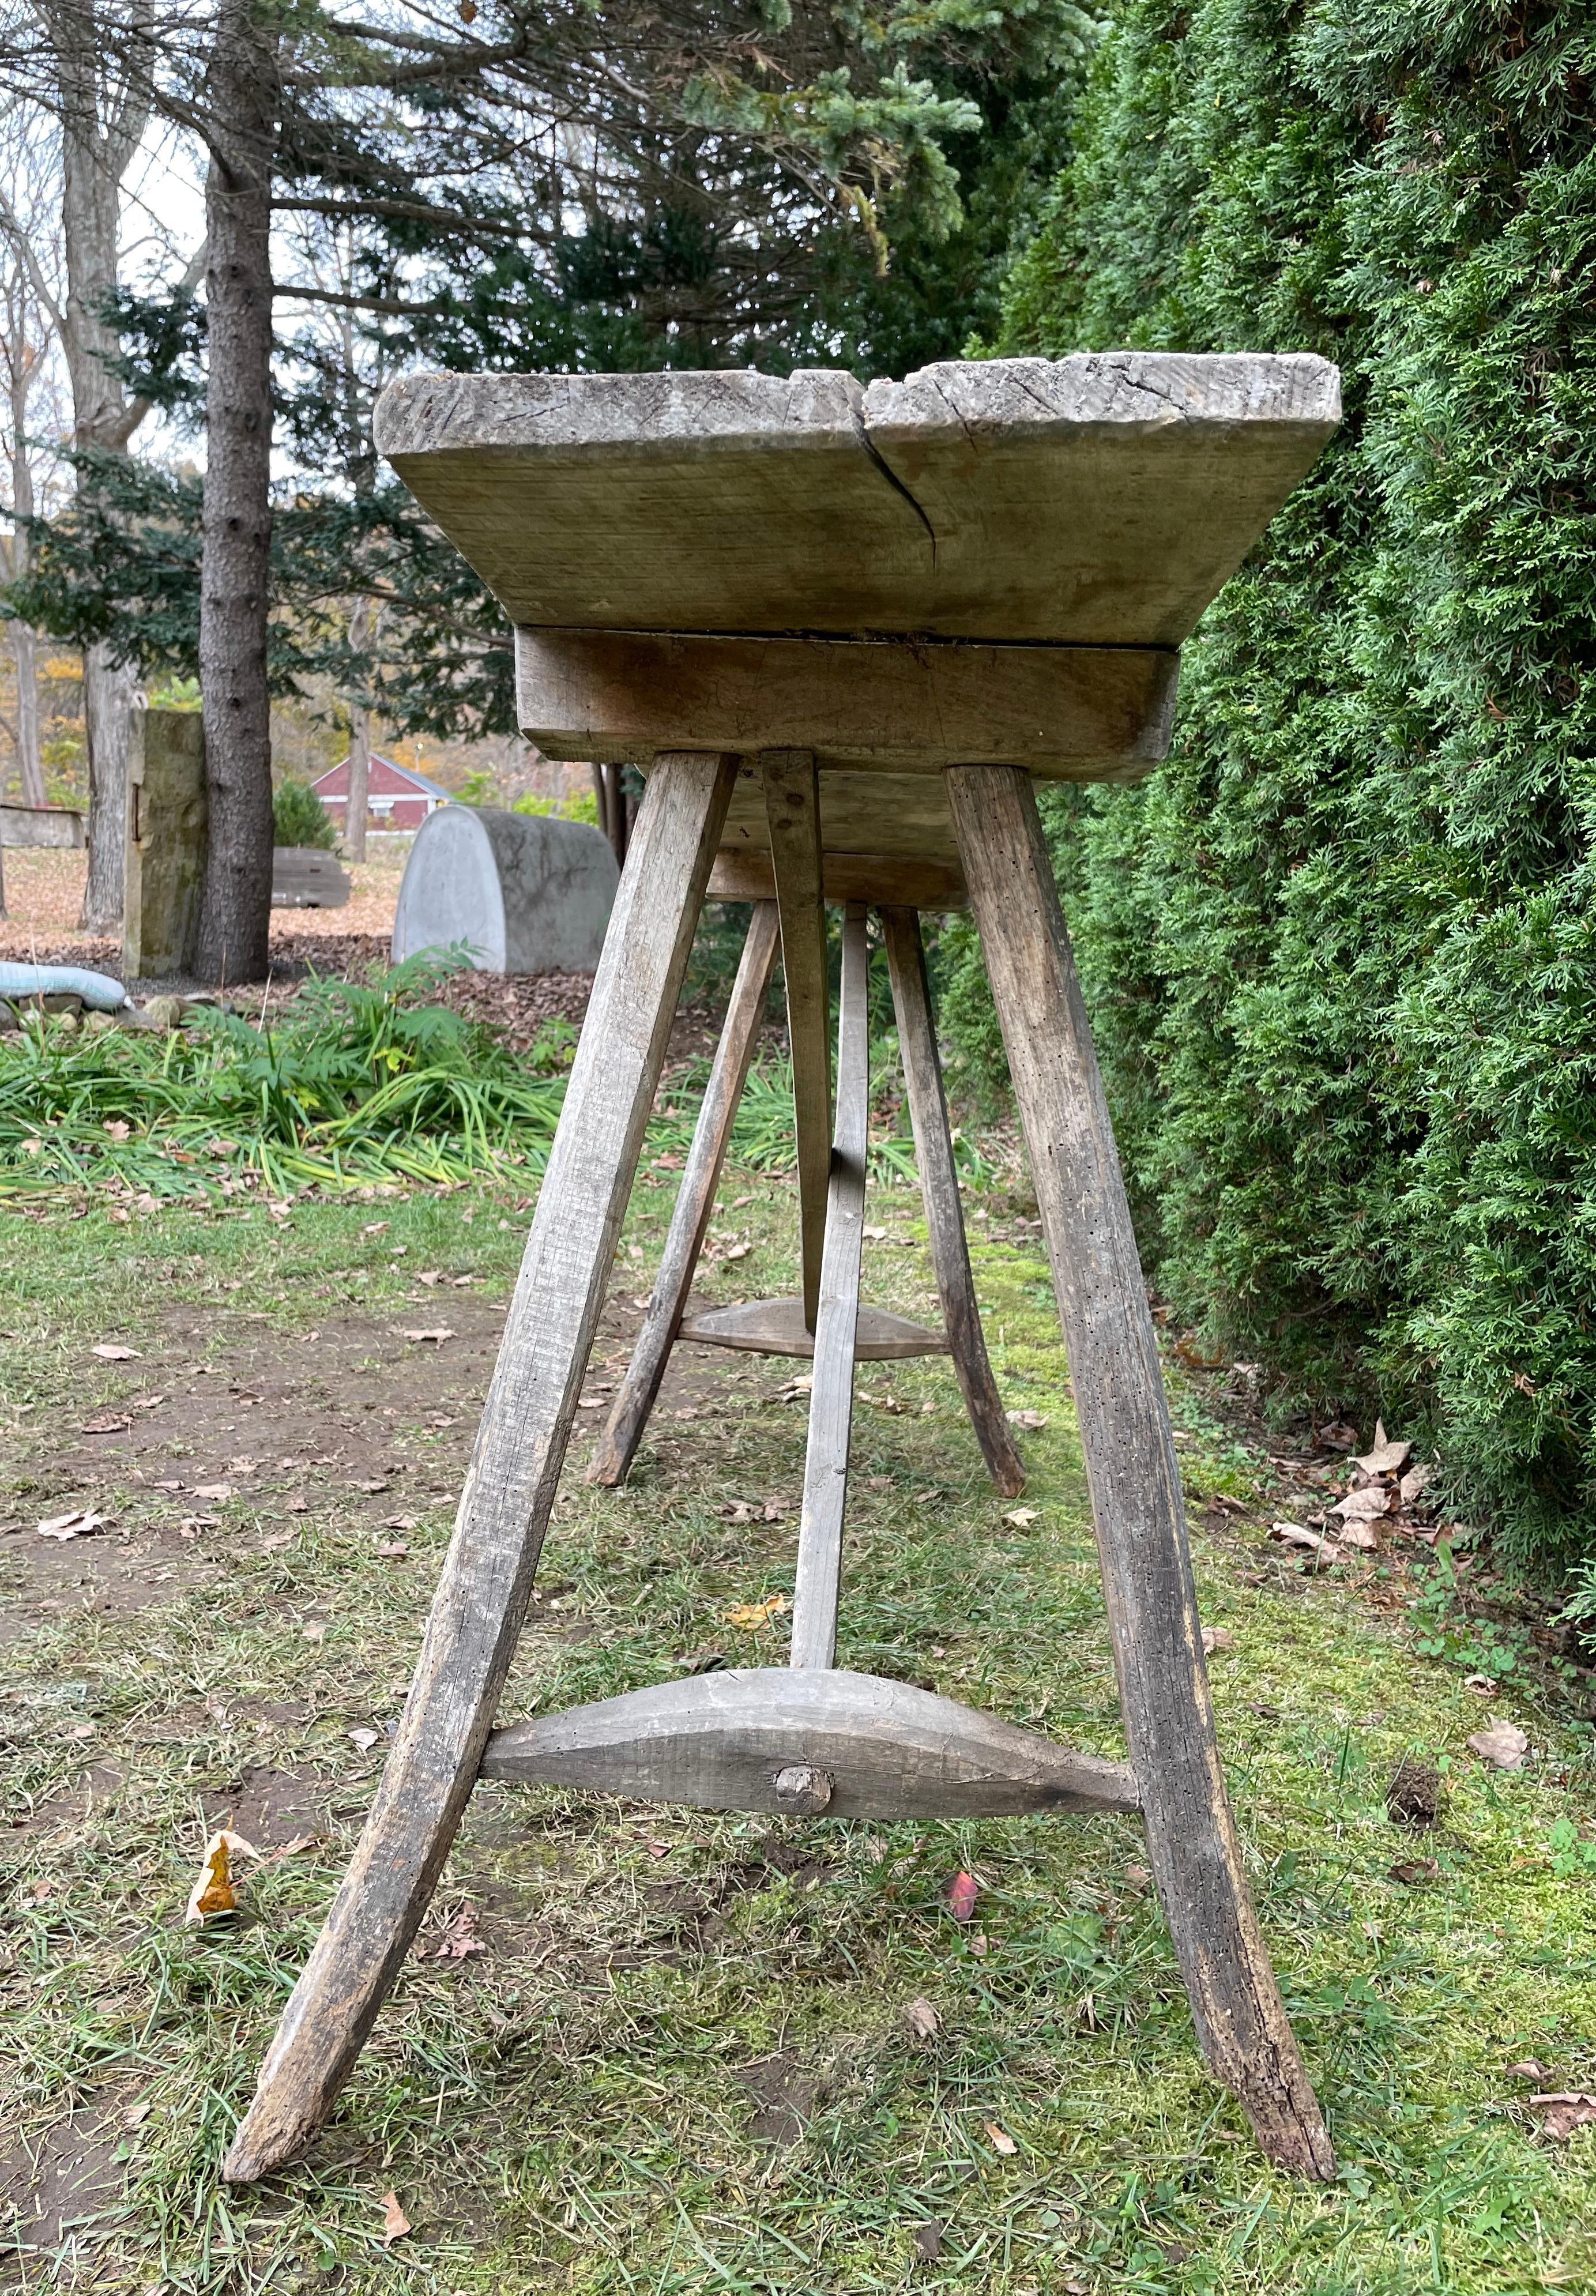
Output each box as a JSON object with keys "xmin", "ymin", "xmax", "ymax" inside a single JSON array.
[{"xmin": 311, "ymin": 755, "xmax": 451, "ymax": 832}]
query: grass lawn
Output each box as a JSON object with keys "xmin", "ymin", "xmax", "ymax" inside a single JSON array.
[{"xmin": 2, "ymin": 1171, "xmax": 1594, "ymax": 2293}]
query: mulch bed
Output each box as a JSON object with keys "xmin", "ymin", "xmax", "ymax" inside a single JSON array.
[{"xmin": 2, "ymin": 931, "xmax": 596, "ymax": 1051}]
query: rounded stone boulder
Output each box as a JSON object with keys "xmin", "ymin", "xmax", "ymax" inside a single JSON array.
[{"xmin": 392, "ymin": 806, "xmax": 619, "ymax": 974}]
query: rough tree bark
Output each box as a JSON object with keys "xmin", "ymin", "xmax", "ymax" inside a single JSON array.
[
  {"xmin": 193, "ymin": 0, "xmax": 278, "ymax": 985},
  {"xmin": 3, "ymin": 308, "xmax": 46, "ymax": 808},
  {"xmin": 44, "ymin": 0, "xmax": 154, "ymax": 928}
]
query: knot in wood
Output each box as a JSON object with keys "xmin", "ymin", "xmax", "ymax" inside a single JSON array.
[{"xmin": 773, "ymin": 1763, "xmax": 834, "ymax": 1813}]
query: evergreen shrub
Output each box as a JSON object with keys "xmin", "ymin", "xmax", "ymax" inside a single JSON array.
[
  {"xmin": 967, "ymin": 0, "xmax": 1596, "ymax": 1568},
  {"xmin": 272, "ymin": 778, "xmax": 337, "ymax": 850}
]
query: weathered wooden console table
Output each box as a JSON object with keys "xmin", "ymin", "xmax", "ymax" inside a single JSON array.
[{"xmin": 225, "ymin": 353, "xmax": 1341, "ymax": 2183}]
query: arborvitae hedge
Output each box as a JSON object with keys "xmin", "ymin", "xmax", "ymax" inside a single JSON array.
[{"xmin": 970, "ymin": 0, "xmax": 1596, "ymax": 1569}]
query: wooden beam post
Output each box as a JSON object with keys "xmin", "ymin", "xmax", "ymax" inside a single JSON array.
[
  {"xmin": 946, "ymin": 765, "xmax": 1334, "ymax": 2181},
  {"xmin": 788, "ymin": 902, "xmax": 869, "ymax": 1672},
  {"xmin": 588, "ymin": 901, "xmax": 781, "ymax": 1486},
  {"xmin": 880, "ymin": 905, "xmax": 1025, "ymax": 1497},
  {"xmin": 761, "ymin": 751, "xmax": 830, "ymax": 1330},
  {"xmin": 221, "ymin": 751, "xmax": 737, "ymax": 2184}
]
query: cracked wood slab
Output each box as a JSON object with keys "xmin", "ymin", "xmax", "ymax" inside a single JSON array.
[
  {"xmin": 375, "ymin": 353, "xmax": 1339, "ymax": 648},
  {"xmin": 481, "ymin": 1666, "xmax": 1140, "ymax": 1819}
]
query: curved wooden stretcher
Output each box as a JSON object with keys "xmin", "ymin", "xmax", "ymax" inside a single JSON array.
[{"xmin": 224, "ymin": 352, "xmax": 1341, "ymax": 2184}]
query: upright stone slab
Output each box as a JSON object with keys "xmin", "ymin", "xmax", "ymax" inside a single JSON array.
[
  {"xmin": 123, "ymin": 710, "xmax": 206, "ymax": 979},
  {"xmin": 391, "ymin": 806, "xmax": 619, "ymax": 973}
]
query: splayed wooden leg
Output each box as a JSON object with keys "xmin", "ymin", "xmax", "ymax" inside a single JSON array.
[
  {"xmin": 947, "ymin": 765, "xmax": 1334, "ymax": 2180},
  {"xmin": 222, "ymin": 752, "xmax": 737, "ymax": 2182}
]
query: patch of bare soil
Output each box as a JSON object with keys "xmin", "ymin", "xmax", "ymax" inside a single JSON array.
[
  {"xmin": 0, "ymin": 2095, "xmax": 134, "ymax": 2279},
  {"xmin": 735, "ymin": 2052, "xmax": 823, "ymax": 2145},
  {"xmin": 0, "ymin": 1256, "xmax": 742, "ymax": 1645}
]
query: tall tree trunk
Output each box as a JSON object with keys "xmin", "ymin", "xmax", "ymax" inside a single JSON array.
[
  {"xmin": 344, "ymin": 701, "xmax": 370, "ymax": 863},
  {"xmin": 193, "ymin": 0, "xmax": 277, "ymax": 986},
  {"xmin": 11, "ymin": 619, "xmax": 44, "ymax": 808},
  {"xmin": 48, "ymin": 0, "xmax": 153, "ymax": 930},
  {"xmin": 5, "ymin": 382, "xmax": 46, "ymax": 807}
]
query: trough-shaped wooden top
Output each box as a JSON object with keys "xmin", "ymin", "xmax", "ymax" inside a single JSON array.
[{"xmin": 374, "ymin": 353, "xmax": 1340, "ymax": 646}]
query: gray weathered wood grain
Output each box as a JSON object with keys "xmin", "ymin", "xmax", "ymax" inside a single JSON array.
[
  {"xmin": 481, "ymin": 1666, "xmax": 1140, "ymax": 1818},
  {"xmin": 709, "ymin": 850, "xmax": 967, "ymax": 910},
  {"xmin": 221, "ymin": 752, "xmax": 737, "ymax": 2184},
  {"xmin": 677, "ymin": 1296, "xmax": 945, "ymax": 1360},
  {"xmin": 880, "ymin": 905, "xmax": 1026, "ymax": 1497},
  {"xmin": 516, "ymin": 628, "xmax": 1177, "ymax": 777},
  {"xmin": 587, "ymin": 903, "xmax": 781, "ymax": 1488},
  {"xmin": 946, "ymin": 763, "xmax": 1334, "ymax": 2180},
  {"xmin": 375, "ymin": 353, "xmax": 1339, "ymax": 645},
  {"xmin": 762, "ymin": 752, "xmax": 831, "ymax": 1330},
  {"xmin": 788, "ymin": 905, "xmax": 870, "ymax": 1673}
]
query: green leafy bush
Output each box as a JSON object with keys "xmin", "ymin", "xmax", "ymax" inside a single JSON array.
[
  {"xmin": 980, "ymin": 0, "xmax": 1596, "ymax": 1569},
  {"xmin": 272, "ymin": 777, "xmax": 337, "ymax": 850}
]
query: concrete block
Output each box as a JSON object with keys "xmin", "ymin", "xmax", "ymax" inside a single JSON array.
[
  {"xmin": 391, "ymin": 806, "xmax": 618, "ymax": 974},
  {"xmin": 272, "ymin": 847, "xmax": 351, "ymax": 908},
  {"xmin": 123, "ymin": 710, "xmax": 206, "ymax": 978},
  {"xmin": 0, "ymin": 803, "xmax": 85, "ymax": 848}
]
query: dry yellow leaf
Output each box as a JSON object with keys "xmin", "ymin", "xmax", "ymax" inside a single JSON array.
[
  {"xmin": 723, "ymin": 1594, "xmax": 791, "ymax": 1629},
  {"xmin": 381, "ymin": 2190, "xmax": 411, "ymax": 2246},
  {"xmin": 183, "ymin": 1829, "xmax": 257, "ymax": 1925}
]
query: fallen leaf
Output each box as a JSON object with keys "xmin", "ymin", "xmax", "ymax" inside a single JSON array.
[
  {"xmin": 259, "ymin": 1531, "xmax": 296, "ymax": 1553},
  {"xmin": 1004, "ymin": 1507, "xmax": 1040, "ymax": 1527},
  {"xmin": 912, "ymin": 2222, "xmax": 942, "ymax": 2263},
  {"xmin": 905, "ymin": 1997, "xmax": 940, "ymax": 2041},
  {"xmin": 177, "ymin": 1515, "xmax": 220, "ymax": 1539},
  {"xmin": 79, "ymin": 1412, "xmax": 131, "ymax": 1434},
  {"xmin": 946, "ymin": 1870, "xmax": 978, "ymax": 1922},
  {"xmin": 190, "ymin": 1483, "xmax": 234, "ymax": 1503},
  {"xmin": 360, "ymin": 1219, "xmax": 389, "ymax": 1235},
  {"xmin": 1331, "ymin": 1484, "xmax": 1390, "ymax": 1523},
  {"xmin": 724, "ymin": 1241, "xmax": 751, "ymax": 1261},
  {"xmin": 91, "ymin": 1343, "xmax": 139, "ymax": 1360},
  {"xmin": 1505, "ymin": 2060, "xmax": 1552, "ymax": 2082},
  {"xmin": 718, "ymin": 1500, "xmax": 759, "ymax": 1523},
  {"xmin": 1353, "ymin": 1422, "xmax": 1411, "ymax": 1477},
  {"xmin": 302, "ymin": 1621, "xmax": 327, "ymax": 1643},
  {"xmin": 37, "ymin": 1509, "xmax": 110, "ymax": 1542},
  {"xmin": 1388, "ymin": 1858, "xmax": 1439, "ymax": 1885},
  {"xmin": 380, "ymin": 2190, "xmax": 411, "ymax": 2246},
  {"xmin": 130, "ymin": 1394, "xmax": 165, "ymax": 1410},
  {"xmin": 401, "ymin": 1327, "xmax": 456, "ymax": 1344},
  {"xmin": 967, "ymin": 1929, "xmax": 989, "ymax": 1957},
  {"xmin": 724, "ymin": 1594, "xmax": 791, "ymax": 1628},
  {"xmin": 383, "ymin": 1514, "xmax": 419, "ymax": 1531},
  {"xmin": 863, "ymin": 1391, "xmax": 910, "ymax": 1414},
  {"xmin": 1270, "ymin": 1520, "xmax": 1341, "ymax": 1561},
  {"xmin": 1338, "ymin": 1521, "xmax": 1381, "ymax": 1552},
  {"xmin": 862, "ymin": 1224, "xmax": 887, "ymax": 1240},
  {"xmin": 1463, "ymin": 1672, "xmax": 1497, "ymax": 1693},
  {"xmin": 1005, "ymin": 1408, "xmax": 1048, "ymax": 1429},
  {"xmin": 102, "ymin": 1119, "xmax": 131, "ymax": 1142},
  {"xmin": 1530, "ymin": 2092, "xmax": 1596, "ymax": 2141},
  {"xmin": 762, "ymin": 1498, "xmax": 789, "ymax": 1520},
  {"xmin": 1123, "ymin": 1862, "xmax": 1151, "ymax": 1892},
  {"xmin": 350, "ymin": 1478, "xmax": 388, "ymax": 1493},
  {"xmin": 984, "ymin": 2121, "xmax": 1017, "ymax": 2156},
  {"xmin": 426, "ymin": 1905, "xmax": 488, "ymax": 1961},
  {"xmin": 348, "ymin": 1727, "xmax": 381, "ymax": 1752},
  {"xmin": 226, "ymin": 1456, "xmax": 260, "ymax": 1476},
  {"xmin": 377, "ymin": 1541, "xmax": 409, "ymax": 1560},
  {"xmin": 416, "ymin": 1269, "xmax": 442, "ymax": 1285},
  {"xmin": 150, "ymin": 1479, "xmax": 185, "ymax": 1494},
  {"xmin": 1468, "ymin": 1718, "xmax": 1529, "ymax": 1770},
  {"xmin": 1399, "ymin": 1461, "xmax": 1433, "ymax": 1507},
  {"xmin": 183, "ymin": 1828, "xmax": 257, "ymax": 1924},
  {"xmin": 1202, "ymin": 1626, "xmax": 1235, "ymax": 1656}
]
